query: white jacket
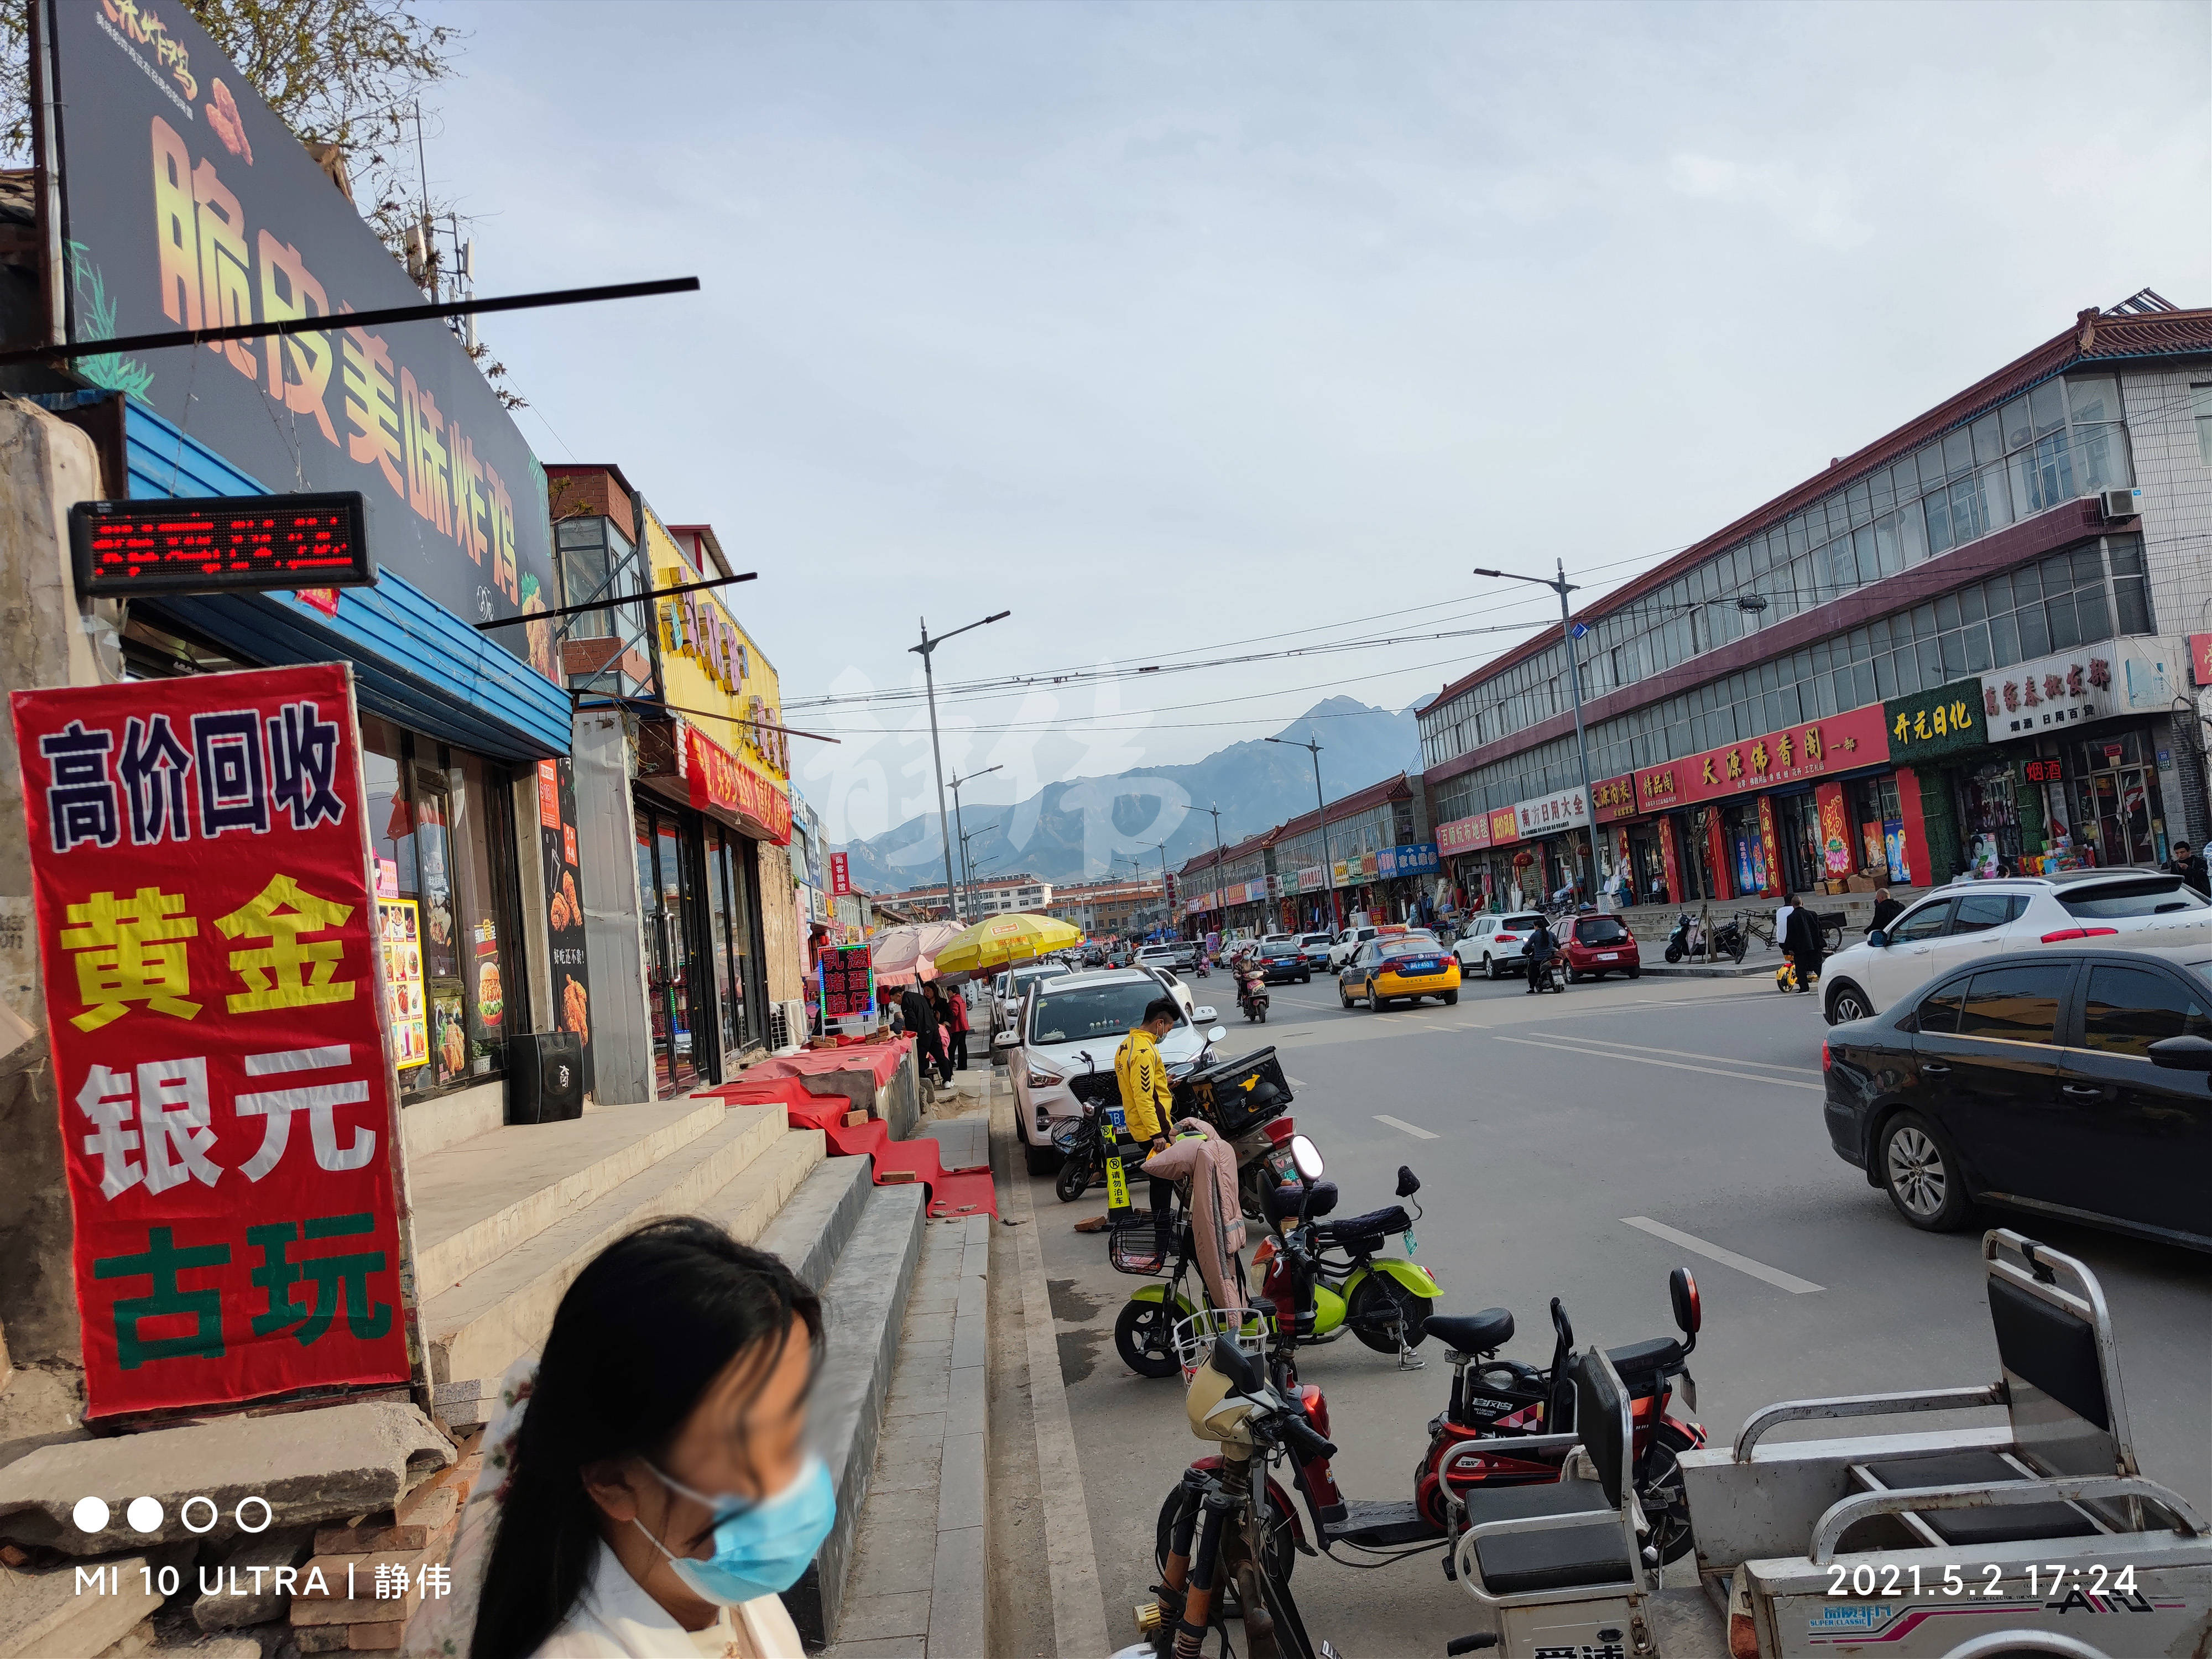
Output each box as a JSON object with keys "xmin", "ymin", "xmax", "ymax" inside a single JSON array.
[{"xmin": 530, "ymin": 1541, "xmax": 804, "ymax": 1659}]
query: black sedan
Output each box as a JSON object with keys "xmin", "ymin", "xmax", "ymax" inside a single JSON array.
[
  {"xmin": 1255, "ymin": 943, "xmax": 1312, "ymax": 984},
  {"xmin": 1822, "ymin": 947, "xmax": 2210, "ymax": 1250}
]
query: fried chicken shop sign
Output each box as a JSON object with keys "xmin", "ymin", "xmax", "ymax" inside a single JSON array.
[{"xmin": 11, "ymin": 665, "xmax": 411, "ymax": 1420}]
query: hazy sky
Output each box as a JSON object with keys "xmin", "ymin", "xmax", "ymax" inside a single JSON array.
[{"xmin": 431, "ymin": 0, "xmax": 2208, "ymax": 841}]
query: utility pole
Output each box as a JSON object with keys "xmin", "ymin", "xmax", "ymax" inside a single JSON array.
[
  {"xmin": 911, "ymin": 611, "xmax": 1009, "ymax": 926},
  {"xmin": 958, "ymin": 822, "xmax": 999, "ymax": 918},
  {"xmin": 1267, "ymin": 734, "xmax": 1339, "ymax": 931},
  {"xmin": 1204, "ymin": 803, "xmax": 1228, "ymax": 941},
  {"xmin": 1474, "ymin": 562, "xmax": 1600, "ymax": 909},
  {"xmin": 948, "ymin": 763, "xmax": 1003, "ymax": 923}
]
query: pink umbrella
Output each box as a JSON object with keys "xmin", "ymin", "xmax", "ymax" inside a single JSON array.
[{"xmin": 870, "ymin": 920, "xmax": 961, "ymax": 989}]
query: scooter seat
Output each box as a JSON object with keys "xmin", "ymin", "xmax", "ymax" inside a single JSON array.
[
  {"xmin": 1426, "ymin": 1308, "xmax": 1514, "ymax": 1355},
  {"xmin": 1457, "ymin": 1480, "xmax": 1634, "ymax": 1595},
  {"xmin": 1604, "ymin": 1337, "xmax": 1683, "ymax": 1379},
  {"xmin": 1315, "ymin": 1204, "xmax": 1413, "ymax": 1246}
]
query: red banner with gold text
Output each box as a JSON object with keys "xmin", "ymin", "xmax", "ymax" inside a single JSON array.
[{"xmin": 11, "ymin": 665, "xmax": 409, "ymax": 1418}]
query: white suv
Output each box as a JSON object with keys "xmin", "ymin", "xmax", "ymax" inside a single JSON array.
[
  {"xmin": 1000, "ymin": 969, "xmax": 1223, "ymax": 1174},
  {"xmin": 1822, "ymin": 870, "xmax": 2212, "ymax": 1025},
  {"xmin": 1452, "ymin": 912, "xmax": 1548, "ymax": 980}
]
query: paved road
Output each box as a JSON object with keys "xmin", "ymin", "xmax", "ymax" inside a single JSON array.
[{"xmin": 1030, "ymin": 964, "xmax": 2211, "ymax": 1657}]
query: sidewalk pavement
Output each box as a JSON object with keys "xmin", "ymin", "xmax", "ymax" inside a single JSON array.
[{"xmin": 822, "ymin": 1101, "xmax": 992, "ymax": 1658}]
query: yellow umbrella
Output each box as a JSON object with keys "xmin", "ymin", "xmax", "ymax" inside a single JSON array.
[{"xmin": 931, "ymin": 912, "xmax": 1082, "ymax": 979}]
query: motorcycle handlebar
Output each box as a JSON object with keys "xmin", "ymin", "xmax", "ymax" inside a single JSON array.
[{"xmin": 1277, "ymin": 1411, "xmax": 1337, "ymax": 1463}]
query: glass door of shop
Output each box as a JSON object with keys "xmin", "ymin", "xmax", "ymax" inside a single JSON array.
[
  {"xmin": 2067, "ymin": 731, "xmax": 2167, "ymax": 866},
  {"xmin": 636, "ymin": 805, "xmax": 717, "ymax": 1094},
  {"xmin": 1777, "ymin": 792, "xmax": 1823, "ymax": 895}
]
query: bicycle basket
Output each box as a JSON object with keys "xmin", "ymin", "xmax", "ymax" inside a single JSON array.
[
  {"xmin": 1107, "ymin": 1209, "xmax": 1176, "ymax": 1276},
  {"xmin": 1172, "ymin": 1306, "xmax": 1274, "ymax": 1381},
  {"xmin": 1051, "ymin": 1118, "xmax": 1085, "ymax": 1155}
]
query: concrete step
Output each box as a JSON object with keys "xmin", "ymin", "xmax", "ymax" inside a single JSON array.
[
  {"xmin": 409, "ymin": 1098, "xmax": 727, "ymax": 1295},
  {"xmin": 782, "ymin": 1182, "xmax": 928, "ymax": 1649},
  {"xmin": 757, "ymin": 1155, "xmax": 875, "ymax": 1295},
  {"xmin": 421, "ymin": 1103, "xmax": 786, "ymax": 1388},
  {"xmin": 696, "ymin": 1126, "xmax": 828, "ymax": 1249}
]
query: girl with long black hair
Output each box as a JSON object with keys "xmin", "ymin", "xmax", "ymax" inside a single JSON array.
[{"xmin": 408, "ymin": 1217, "xmax": 827, "ymax": 1659}]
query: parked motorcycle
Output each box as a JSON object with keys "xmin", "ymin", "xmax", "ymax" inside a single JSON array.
[
  {"xmin": 1157, "ymin": 1235, "xmax": 1708, "ymax": 1588},
  {"xmin": 1251, "ymin": 1139, "xmax": 1441, "ymax": 1364},
  {"xmin": 1051, "ymin": 1063, "xmax": 1121, "ymax": 1203},
  {"xmin": 1663, "ymin": 907, "xmax": 1747, "ymax": 964},
  {"xmin": 1134, "ymin": 1332, "xmax": 1342, "ymax": 1659}
]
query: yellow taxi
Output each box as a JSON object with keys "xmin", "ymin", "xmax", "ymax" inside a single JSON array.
[{"xmin": 1338, "ymin": 932, "xmax": 1462, "ymax": 1010}]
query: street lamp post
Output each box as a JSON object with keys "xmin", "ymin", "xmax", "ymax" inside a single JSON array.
[
  {"xmin": 1266, "ymin": 734, "xmax": 1339, "ymax": 931},
  {"xmin": 948, "ymin": 763, "xmax": 1003, "ymax": 922},
  {"xmin": 958, "ymin": 821, "xmax": 999, "ymax": 917},
  {"xmin": 911, "ymin": 611, "xmax": 1010, "ymax": 924},
  {"xmin": 1474, "ymin": 561, "xmax": 1603, "ymax": 910}
]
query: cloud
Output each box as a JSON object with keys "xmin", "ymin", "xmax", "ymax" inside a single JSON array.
[{"xmin": 1666, "ymin": 152, "xmax": 1871, "ymax": 250}]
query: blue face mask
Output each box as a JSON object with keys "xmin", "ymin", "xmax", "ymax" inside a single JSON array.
[{"xmin": 634, "ymin": 1454, "xmax": 837, "ymax": 1606}]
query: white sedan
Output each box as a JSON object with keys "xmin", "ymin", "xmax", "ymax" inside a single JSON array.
[{"xmin": 1820, "ymin": 869, "xmax": 2211, "ymax": 1024}]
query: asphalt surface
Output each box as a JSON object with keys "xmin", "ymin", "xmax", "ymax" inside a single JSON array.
[{"xmin": 1029, "ymin": 962, "xmax": 2211, "ymax": 1658}]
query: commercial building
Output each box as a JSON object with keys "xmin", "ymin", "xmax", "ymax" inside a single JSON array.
[
  {"xmin": 877, "ymin": 872, "xmax": 1054, "ymax": 922},
  {"xmin": 546, "ymin": 468, "xmax": 801, "ymax": 1099},
  {"xmin": 1177, "ymin": 773, "xmax": 1443, "ymax": 938},
  {"xmin": 1418, "ymin": 295, "xmax": 2212, "ymax": 915},
  {"xmin": 1045, "ymin": 877, "xmax": 1170, "ymax": 939}
]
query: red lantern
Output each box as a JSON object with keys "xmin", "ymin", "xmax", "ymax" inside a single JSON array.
[{"xmin": 1513, "ymin": 849, "xmax": 1537, "ymax": 868}]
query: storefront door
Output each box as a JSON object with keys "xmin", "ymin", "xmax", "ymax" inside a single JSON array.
[
  {"xmin": 1959, "ymin": 764, "xmax": 2023, "ymax": 877},
  {"xmin": 1777, "ymin": 792, "xmax": 1823, "ymax": 895},
  {"xmin": 2068, "ymin": 728, "xmax": 2167, "ymax": 867},
  {"xmin": 637, "ymin": 805, "xmax": 715, "ymax": 1094}
]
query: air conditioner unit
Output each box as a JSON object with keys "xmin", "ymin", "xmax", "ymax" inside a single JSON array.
[{"xmin": 2099, "ymin": 487, "xmax": 2140, "ymax": 520}]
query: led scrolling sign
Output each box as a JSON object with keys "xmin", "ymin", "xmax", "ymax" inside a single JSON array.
[{"xmin": 71, "ymin": 494, "xmax": 374, "ymax": 598}]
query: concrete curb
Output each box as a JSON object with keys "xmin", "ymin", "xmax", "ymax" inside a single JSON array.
[{"xmin": 1000, "ymin": 1104, "xmax": 1111, "ymax": 1659}]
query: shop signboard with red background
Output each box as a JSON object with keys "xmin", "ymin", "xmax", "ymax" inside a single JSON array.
[
  {"xmin": 2192, "ymin": 634, "xmax": 2212, "ymax": 687},
  {"xmin": 1633, "ymin": 702, "xmax": 1892, "ymax": 811},
  {"xmin": 829, "ymin": 852, "xmax": 853, "ymax": 898},
  {"xmin": 11, "ymin": 665, "xmax": 413, "ymax": 1419},
  {"xmin": 681, "ymin": 723, "xmax": 794, "ymax": 845},
  {"xmin": 818, "ymin": 945, "xmax": 873, "ymax": 1021}
]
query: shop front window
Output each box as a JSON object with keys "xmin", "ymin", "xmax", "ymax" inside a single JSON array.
[
  {"xmin": 362, "ymin": 718, "xmax": 521, "ymax": 1098},
  {"xmin": 2066, "ymin": 731, "xmax": 2167, "ymax": 867}
]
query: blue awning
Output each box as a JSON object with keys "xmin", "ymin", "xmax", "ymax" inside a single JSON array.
[{"xmin": 50, "ymin": 392, "xmax": 570, "ymax": 762}]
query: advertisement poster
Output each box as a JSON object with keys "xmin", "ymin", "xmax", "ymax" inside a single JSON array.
[
  {"xmin": 1884, "ymin": 819, "xmax": 1912, "ymax": 884},
  {"xmin": 537, "ymin": 758, "xmax": 594, "ymax": 1098},
  {"xmin": 52, "ymin": 2, "xmax": 559, "ymax": 669},
  {"xmin": 1817, "ymin": 783, "xmax": 1853, "ymax": 876},
  {"xmin": 11, "ymin": 664, "xmax": 411, "ymax": 1418},
  {"xmin": 378, "ymin": 898, "xmax": 428, "ymax": 1070},
  {"xmin": 818, "ymin": 945, "xmax": 874, "ymax": 1021}
]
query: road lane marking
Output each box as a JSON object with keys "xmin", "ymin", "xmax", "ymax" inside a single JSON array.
[
  {"xmin": 1621, "ymin": 1215, "xmax": 1824, "ymax": 1293},
  {"xmin": 1287, "ymin": 1076, "xmax": 1307, "ymax": 1087},
  {"xmin": 1490, "ymin": 1034, "xmax": 1824, "ymax": 1089},
  {"xmin": 1374, "ymin": 1114, "xmax": 1439, "ymax": 1140},
  {"xmin": 1534, "ymin": 1033, "xmax": 1819, "ymax": 1076}
]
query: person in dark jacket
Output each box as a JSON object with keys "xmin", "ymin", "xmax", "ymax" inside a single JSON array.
[
  {"xmin": 1782, "ymin": 895, "xmax": 1825, "ymax": 993},
  {"xmin": 900, "ymin": 984, "xmax": 951, "ymax": 1084},
  {"xmin": 2167, "ymin": 845, "xmax": 2210, "ymax": 898},
  {"xmin": 1524, "ymin": 917, "xmax": 1557, "ymax": 994},
  {"xmin": 1867, "ymin": 886, "xmax": 1904, "ymax": 937}
]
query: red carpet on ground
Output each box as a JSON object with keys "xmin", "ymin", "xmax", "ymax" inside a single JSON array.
[{"xmin": 706, "ymin": 1036, "xmax": 996, "ymax": 1219}]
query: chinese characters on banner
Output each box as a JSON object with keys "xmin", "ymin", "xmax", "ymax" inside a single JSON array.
[
  {"xmin": 11, "ymin": 665, "xmax": 411, "ymax": 1418},
  {"xmin": 681, "ymin": 723, "xmax": 794, "ymax": 846},
  {"xmin": 537, "ymin": 759, "xmax": 594, "ymax": 1097},
  {"xmin": 818, "ymin": 946, "xmax": 874, "ymax": 1020},
  {"xmin": 828, "ymin": 852, "xmax": 853, "ymax": 898},
  {"xmin": 1634, "ymin": 701, "xmax": 1892, "ymax": 810}
]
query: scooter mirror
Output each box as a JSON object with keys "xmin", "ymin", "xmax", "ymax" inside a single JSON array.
[
  {"xmin": 1289, "ymin": 1134, "xmax": 1324, "ymax": 1180},
  {"xmin": 1395, "ymin": 1165, "xmax": 1420, "ymax": 1199},
  {"xmin": 1207, "ymin": 1025, "xmax": 1228, "ymax": 1045},
  {"xmin": 1670, "ymin": 1267, "xmax": 1701, "ymax": 1335}
]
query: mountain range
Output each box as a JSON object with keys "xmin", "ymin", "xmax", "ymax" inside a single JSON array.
[{"xmin": 834, "ymin": 696, "xmax": 1421, "ymax": 893}]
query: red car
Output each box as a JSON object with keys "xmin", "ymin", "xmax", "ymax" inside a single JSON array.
[{"xmin": 1562, "ymin": 912, "xmax": 1641, "ymax": 981}]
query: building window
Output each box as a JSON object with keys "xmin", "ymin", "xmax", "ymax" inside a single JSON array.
[{"xmin": 2194, "ymin": 384, "xmax": 2212, "ymax": 466}]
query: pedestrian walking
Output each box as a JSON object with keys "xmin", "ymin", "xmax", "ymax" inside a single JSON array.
[
  {"xmin": 942, "ymin": 980, "xmax": 971, "ymax": 1070},
  {"xmin": 900, "ymin": 983, "xmax": 951, "ymax": 1084},
  {"xmin": 419, "ymin": 1217, "xmax": 824, "ymax": 1659},
  {"xmin": 1781, "ymin": 892, "xmax": 1825, "ymax": 994}
]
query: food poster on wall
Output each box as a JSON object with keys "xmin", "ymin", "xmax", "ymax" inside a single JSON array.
[
  {"xmin": 408, "ymin": 779, "xmax": 467, "ymax": 1084},
  {"xmin": 538, "ymin": 759, "xmax": 594, "ymax": 1096},
  {"xmin": 379, "ymin": 898, "xmax": 429, "ymax": 1070}
]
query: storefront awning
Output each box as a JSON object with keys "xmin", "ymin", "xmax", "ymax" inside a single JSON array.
[{"xmin": 105, "ymin": 396, "xmax": 572, "ymax": 763}]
